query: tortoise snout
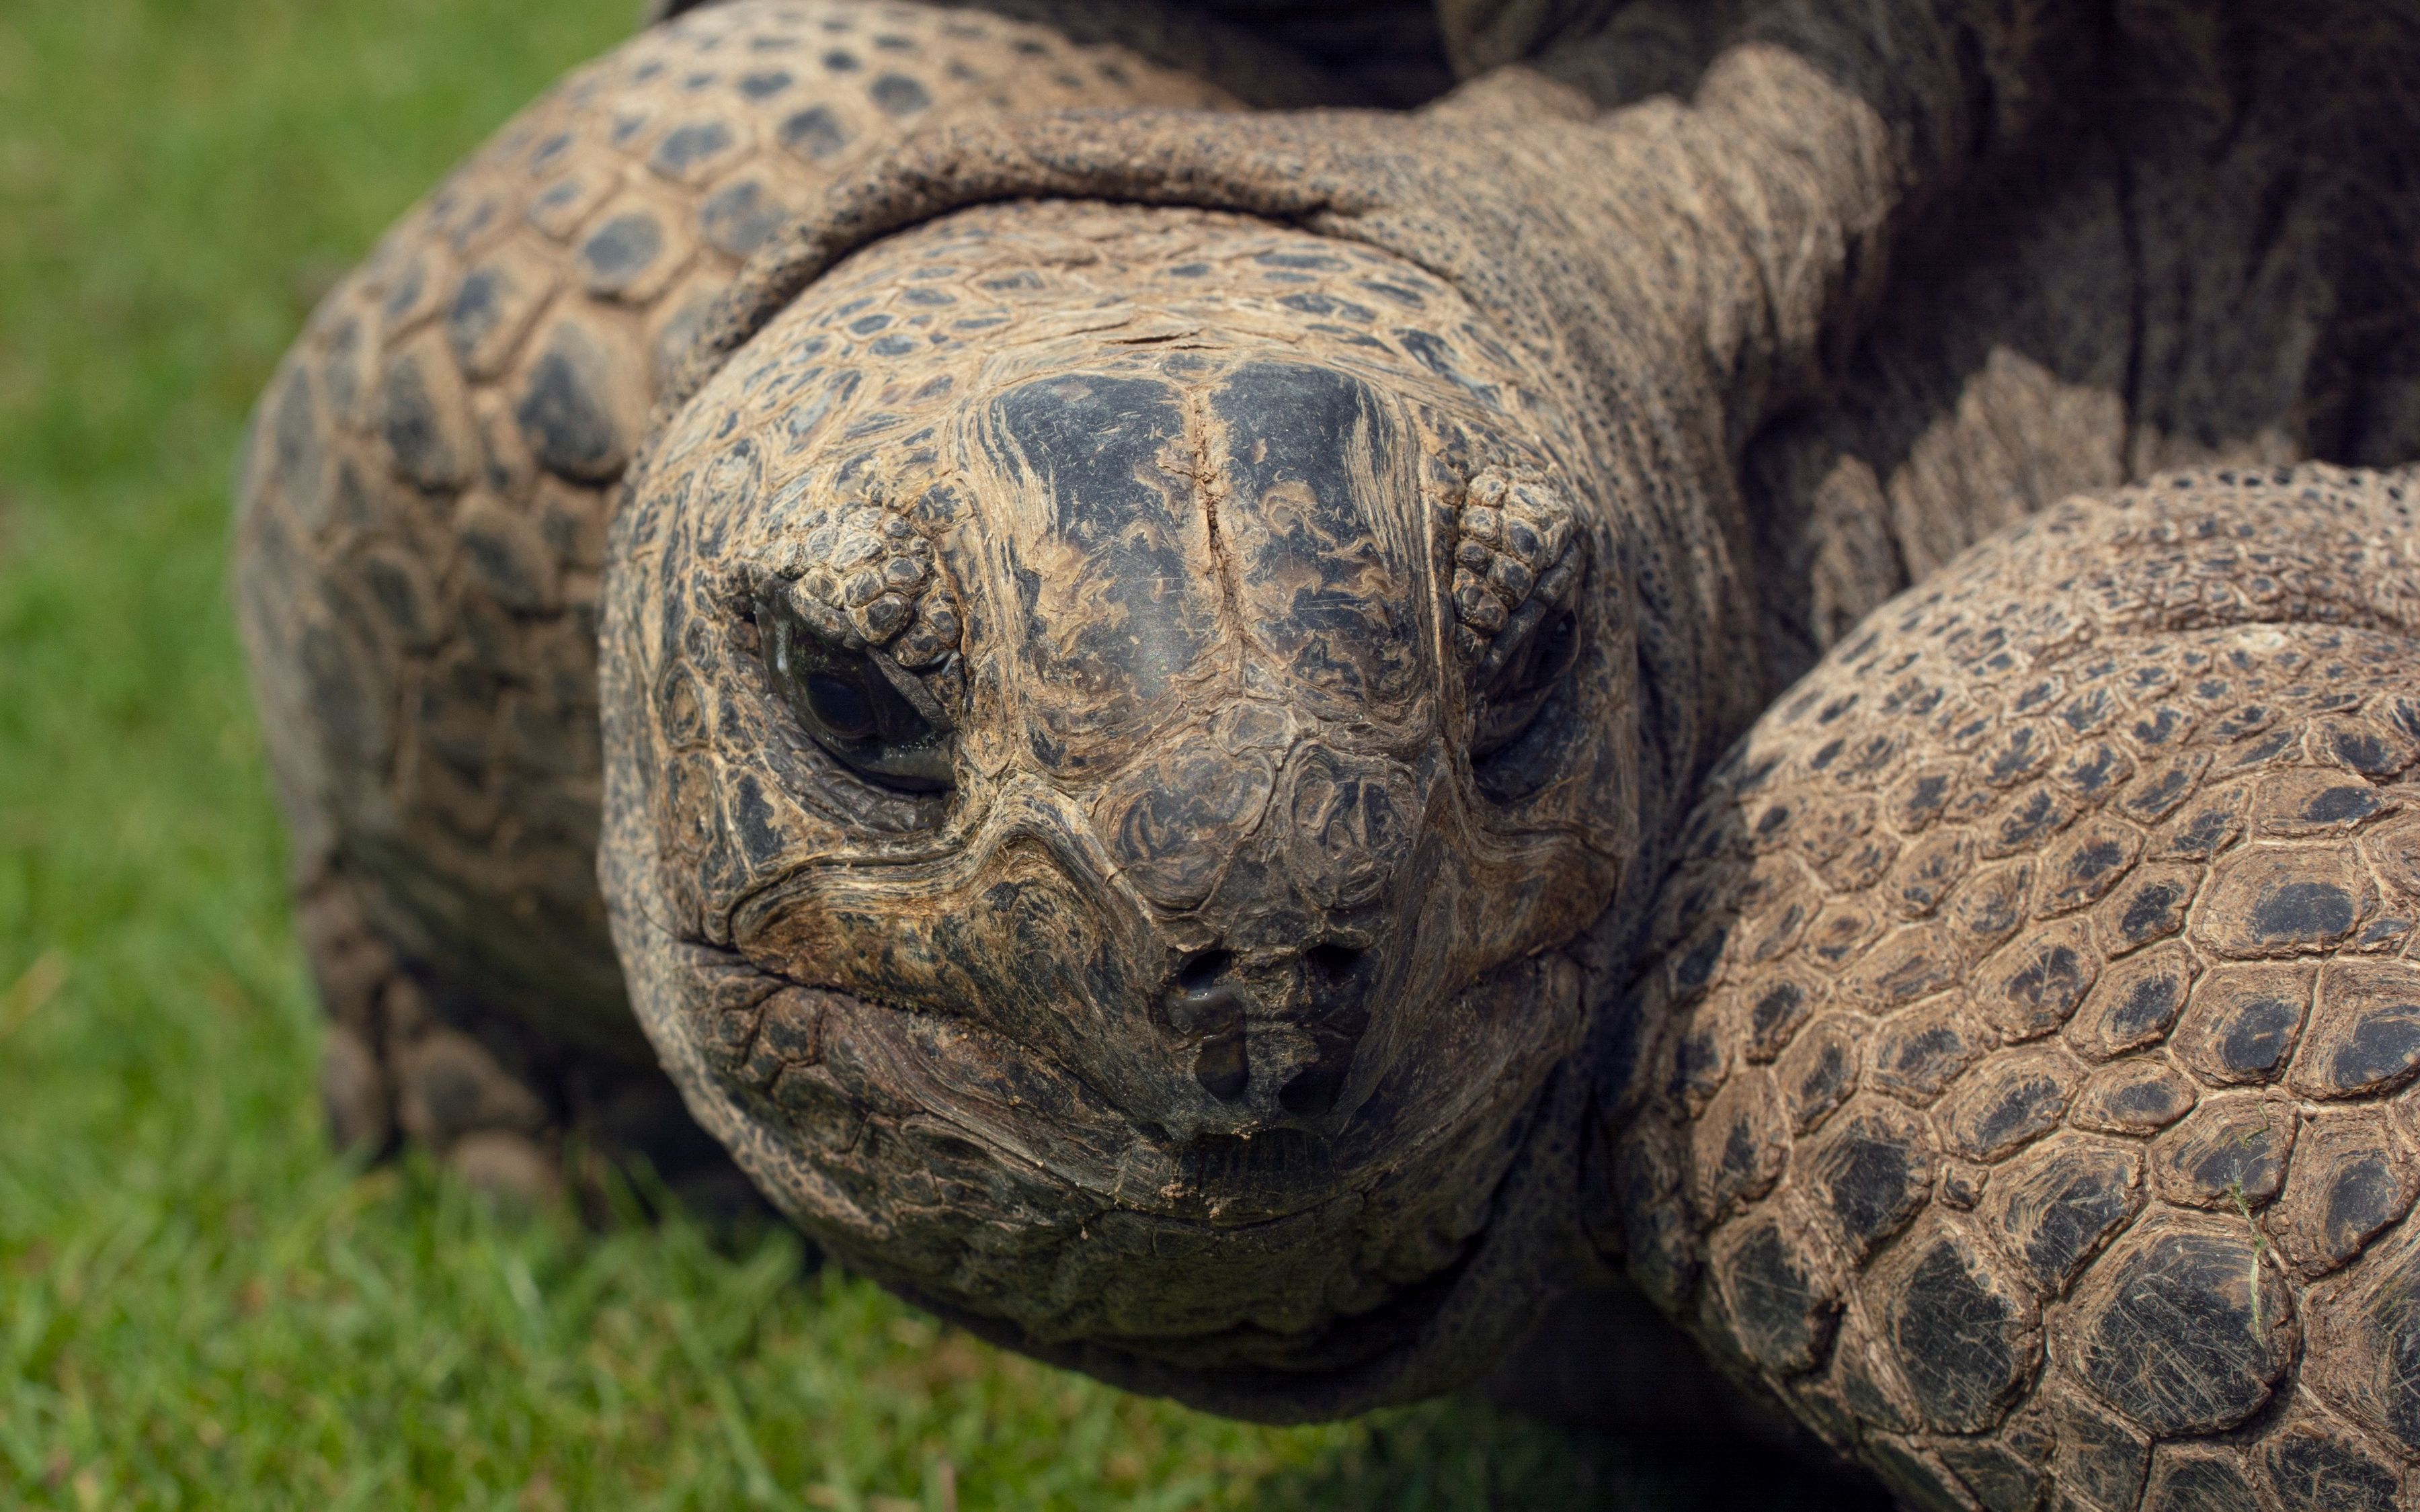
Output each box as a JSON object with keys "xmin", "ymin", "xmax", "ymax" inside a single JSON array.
[
  {"xmin": 1163, "ymin": 948, "xmax": 1252, "ymax": 1101},
  {"xmin": 1160, "ymin": 937, "xmax": 1380, "ymax": 1109},
  {"xmin": 1115, "ymin": 735, "xmax": 1429, "ymax": 1119}
]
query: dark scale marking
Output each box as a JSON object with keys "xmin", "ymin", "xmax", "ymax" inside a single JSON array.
[
  {"xmin": 989, "ymin": 374, "xmax": 1215, "ymax": 749},
  {"xmin": 1994, "ymin": 787, "xmax": 2070, "ymax": 849},
  {"xmin": 2211, "ymin": 704, "xmax": 2277, "ymax": 741},
  {"xmin": 1718, "ymin": 1220, "xmax": 1839, "ymax": 1374},
  {"xmin": 729, "ymin": 773, "xmax": 788, "ymax": 870},
  {"xmin": 1256, "ymin": 249, "xmax": 1350, "ymax": 271},
  {"xmin": 779, "ymin": 106, "xmax": 850, "ymax": 160},
  {"xmin": 1885, "ymin": 1236, "xmax": 2033, "ymax": 1431},
  {"xmin": 2331, "ymin": 726, "xmax": 2403, "ymax": 774},
  {"xmin": 2011, "ymin": 678, "xmax": 2059, "ymax": 714},
  {"xmin": 2084, "ymin": 1064, "xmax": 2193, "ymax": 1130},
  {"xmin": 871, "ymin": 73, "xmax": 932, "ymax": 116},
  {"xmin": 1996, "ymin": 942, "xmax": 2093, "ymax": 1036},
  {"xmin": 738, "ymin": 69, "xmax": 793, "ymax": 97},
  {"xmin": 2304, "ymin": 785, "xmax": 2386, "ymax": 825},
  {"xmin": 700, "ymin": 179, "xmax": 785, "ymax": 257},
  {"xmin": 2316, "ymin": 1150, "xmax": 2407, "ymax": 1268},
  {"xmin": 2227, "ymin": 725, "xmax": 2301, "ymax": 769},
  {"xmin": 1896, "ymin": 771, "xmax": 1951, "ymax": 827},
  {"xmin": 1398, "ymin": 331, "xmax": 1465, "ymax": 384},
  {"xmin": 1748, "ymin": 979, "xmax": 1812, "ymax": 1057},
  {"xmin": 2164, "ymin": 804, "xmax": 2241, "ymax": 859},
  {"xmin": 2103, "ymin": 966, "xmax": 2189, "ymax": 1048},
  {"xmin": 272, "ymin": 367, "xmax": 323, "ymax": 499},
  {"xmin": 516, "ymin": 326, "xmax": 624, "ymax": 481},
  {"xmin": 2058, "ymin": 743, "xmax": 2129, "ymax": 797},
  {"xmin": 1986, "ymin": 1140, "xmax": 2140, "ymax": 1291},
  {"xmin": 2062, "ymin": 837, "xmax": 2129, "ymax": 887},
  {"xmin": 2261, "ymin": 1427, "xmax": 2401, "ymax": 1512},
  {"xmin": 579, "ymin": 212, "xmax": 664, "ymax": 284},
  {"xmin": 2133, "ymin": 706, "xmax": 2193, "ymax": 746},
  {"xmin": 1211, "ymin": 362, "xmax": 1420, "ymax": 708},
  {"xmin": 527, "ymin": 130, "xmax": 573, "ymax": 170},
  {"xmin": 2304, "ymin": 966, "xmax": 2420, "ymax": 1097},
  {"xmin": 2118, "ymin": 876, "xmax": 2192, "ymax": 944},
  {"xmin": 2342, "ymin": 1241, "xmax": 2420, "ymax": 1456},
  {"xmin": 2061, "ymin": 689, "xmax": 2118, "ymax": 734},
  {"xmin": 2159, "ymin": 1099, "xmax": 2292, "ymax": 1205},
  {"xmin": 1873, "ymin": 1010, "xmax": 1987, "ymax": 1099},
  {"xmin": 1811, "ymin": 1109, "xmax": 1932, "ymax": 1257},
  {"xmin": 2073, "ymin": 1222, "xmax": 2292, "ymax": 1435},
  {"xmin": 1673, "ymin": 929, "xmax": 1726, "ymax": 995},
  {"xmin": 651, "ymin": 120, "xmax": 734, "ymax": 175},
  {"xmin": 446, "ymin": 265, "xmax": 504, "ymax": 362},
  {"xmin": 2142, "ymin": 1450, "xmax": 2260, "ymax": 1512},
  {"xmin": 1781, "ymin": 1022, "xmax": 1858, "ymax": 1130},
  {"xmin": 1714, "ymin": 1112, "xmax": 1765, "ymax": 1207},
  {"xmin": 1935, "ymin": 1439, "xmax": 2046, "ymax": 1511},
  {"xmin": 2202, "ymin": 981, "xmax": 2306, "ymax": 1079},
  {"xmin": 2253, "ymin": 882, "xmax": 2358, "ymax": 946},
  {"xmin": 1944, "ymin": 1055, "xmax": 2070, "ymax": 1161},
  {"xmin": 379, "ymin": 350, "xmax": 458, "ymax": 489}
]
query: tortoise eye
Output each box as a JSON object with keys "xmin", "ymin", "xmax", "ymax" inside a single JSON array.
[
  {"xmin": 1472, "ymin": 608, "xmax": 1578, "ymax": 757},
  {"xmin": 1469, "ymin": 605, "xmax": 1582, "ymax": 802},
  {"xmin": 756, "ymin": 593, "xmax": 955, "ymax": 794},
  {"xmin": 803, "ymin": 673, "xmax": 877, "ymax": 742}
]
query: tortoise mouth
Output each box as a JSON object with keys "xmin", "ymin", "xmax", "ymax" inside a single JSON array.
[{"xmin": 642, "ymin": 927, "xmax": 1588, "ymax": 1398}]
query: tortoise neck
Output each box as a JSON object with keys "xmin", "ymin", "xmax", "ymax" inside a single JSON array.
[
  {"xmin": 1420, "ymin": 0, "xmax": 2110, "ymax": 840},
  {"xmin": 1465, "ymin": 0, "xmax": 2106, "ymax": 438}
]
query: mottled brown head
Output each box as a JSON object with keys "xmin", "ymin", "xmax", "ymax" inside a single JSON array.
[{"xmin": 601, "ymin": 200, "xmax": 1638, "ymax": 1410}]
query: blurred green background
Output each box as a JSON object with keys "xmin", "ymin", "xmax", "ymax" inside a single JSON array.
[{"xmin": 0, "ymin": 3, "xmax": 1832, "ymax": 1506}]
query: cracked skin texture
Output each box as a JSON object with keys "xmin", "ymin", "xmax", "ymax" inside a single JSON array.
[{"xmin": 232, "ymin": 0, "xmax": 2420, "ymax": 1500}]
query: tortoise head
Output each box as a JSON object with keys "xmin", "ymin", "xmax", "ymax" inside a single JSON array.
[{"xmin": 602, "ymin": 201, "xmax": 1638, "ymax": 1409}]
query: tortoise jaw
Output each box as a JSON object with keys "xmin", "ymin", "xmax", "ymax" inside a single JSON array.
[{"xmin": 639, "ymin": 926, "xmax": 1587, "ymax": 1388}]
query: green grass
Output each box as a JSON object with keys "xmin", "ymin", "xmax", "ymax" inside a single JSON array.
[{"xmin": 0, "ymin": 3, "xmax": 1771, "ymax": 1505}]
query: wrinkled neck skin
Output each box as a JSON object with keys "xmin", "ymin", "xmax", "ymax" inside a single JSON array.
[
  {"xmin": 1415, "ymin": 0, "xmax": 2103, "ymax": 915},
  {"xmin": 602, "ymin": 0, "xmax": 2103, "ymax": 1419}
]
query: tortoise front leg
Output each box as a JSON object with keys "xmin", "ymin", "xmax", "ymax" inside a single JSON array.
[{"xmin": 1611, "ymin": 466, "xmax": 2420, "ymax": 1509}]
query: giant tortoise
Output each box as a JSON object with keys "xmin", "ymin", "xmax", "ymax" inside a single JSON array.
[{"xmin": 232, "ymin": 0, "xmax": 2420, "ymax": 1503}]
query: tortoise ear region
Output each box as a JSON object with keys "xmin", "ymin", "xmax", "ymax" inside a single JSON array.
[
  {"xmin": 1437, "ymin": 466, "xmax": 1591, "ymax": 796},
  {"xmin": 1443, "ymin": 466, "xmax": 1586, "ymax": 679}
]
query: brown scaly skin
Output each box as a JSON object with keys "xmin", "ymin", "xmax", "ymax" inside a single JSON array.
[
  {"xmin": 237, "ymin": 0, "xmax": 2420, "ymax": 1500},
  {"xmin": 1617, "ymin": 468, "xmax": 2420, "ymax": 1509}
]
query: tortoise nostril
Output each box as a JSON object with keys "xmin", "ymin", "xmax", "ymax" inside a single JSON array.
[
  {"xmin": 1176, "ymin": 948, "xmax": 1235, "ymax": 993},
  {"xmin": 1165, "ymin": 949, "xmax": 1244, "ymax": 1039},
  {"xmin": 1195, "ymin": 1032, "xmax": 1250, "ymax": 1102},
  {"xmin": 1281, "ymin": 941, "xmax": 1374, "ymax": 1118},
  {"xmin": 1304, "ymin": 942, "xmax": 1365, "ymax": 982}
]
